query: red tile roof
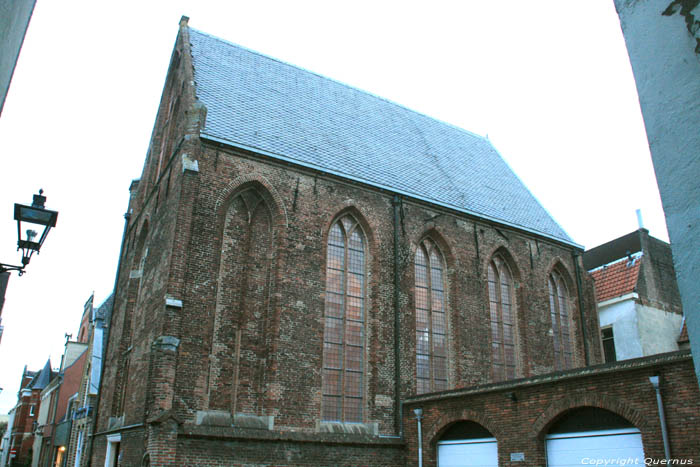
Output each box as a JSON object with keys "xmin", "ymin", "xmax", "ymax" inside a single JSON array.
[{"xmin": 590, "ymin": 256, "xmax": 641, "ymax": 303}]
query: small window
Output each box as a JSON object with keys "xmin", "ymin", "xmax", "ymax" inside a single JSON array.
[
  {"xmin": 602, "ymin": 327, "xmax": 616, "ymax": 363},
  {"xmin": 29, "ymin": 405, "xmax": 35, "ymax": 416}
]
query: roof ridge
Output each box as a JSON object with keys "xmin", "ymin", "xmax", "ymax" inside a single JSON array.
[{"xmin": 187, "ymin": 27, "xmax": 489, "ymax": 142}]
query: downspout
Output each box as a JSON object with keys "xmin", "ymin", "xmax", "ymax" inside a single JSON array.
[
  {"xmin": 392, "ymin": 195, "xmax": 403, "ymax": 436},
  {"xmin": 86, "ymin": 212, "xmax": 130, "ymax": 466},
  {"xmin": 572, "ymin": 251, "xmax": 590, "ymax": 366},
  {"xmin": 414, "ymin": 408, "xmax": 423, "ymax": 467},
  {"xmin": 649, "ymin": 376, "xmax": 671, "ymax": 460}
]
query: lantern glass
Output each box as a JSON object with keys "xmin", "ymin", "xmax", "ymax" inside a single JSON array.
[{"xmin": 13, "ymin": 191, "xmax": 58, "ymax": 266}]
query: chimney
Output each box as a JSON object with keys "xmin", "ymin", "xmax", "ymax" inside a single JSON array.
[{"xmin": 636, "ymin": 209, "xmax": 644, "ymax": 230}]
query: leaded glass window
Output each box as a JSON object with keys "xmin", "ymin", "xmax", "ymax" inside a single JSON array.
[
  {"xmin": 415, "ymin": 239, "xmax": 448, "ymax": 394},
  {"xmin": 549, "ymin": 271, "xmax": 573, "ymax": 370},
  {"xmin": 488, "ymin": 255, "xmax": 517, "ymax": 381},
  {"xmin": 322, "ymin": 216, "xmax": 365, "ymax": 422}
]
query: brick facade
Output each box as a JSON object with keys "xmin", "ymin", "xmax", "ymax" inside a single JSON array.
[
  {"xmin": 90, "ymin": 18, "xmax": 635, "ymax": 467},
  {"xmin": 403, "ymin": 351, "xmax": 699, "ymax": 466},
  {"xmin": 10, "ymin": 369, "xmax": 43, "ymax": 466},
  {"xmin": 92, "ymin": 19, "xmax": 605, "ymax": 466}
]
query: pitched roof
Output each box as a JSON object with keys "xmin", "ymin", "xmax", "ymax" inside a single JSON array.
[
  {"xmin": 187, "ymin": 28, "xmax": 576, "ymax": 246},
  {"xmin": 94, "ymin": 293, "xmax": 114, "ymax": 323},
  {"xmin": 31, "ymin": 359, "xmax": 53, "ymax": 390},
  {"xmin": 590, "ymin": 256, "xmax": 642, "ymax": 303}
]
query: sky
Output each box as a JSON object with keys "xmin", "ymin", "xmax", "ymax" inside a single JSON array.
[{"xmin": 0, "ymin": 1, "xmax": 667, "ymax": 412}]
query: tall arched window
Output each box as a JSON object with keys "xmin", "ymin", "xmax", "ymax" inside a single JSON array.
[
  {"xmin": 549, "ymin": 270, "xmax": 573, "ymax": 370},
  {"xmin": 488, "ymin": 255, "xmax": 517, "ymax": 381},
  {"xmin": 322, "ymin": 215, "xmax": 365, "ymax": 422},
  {"xmin": 415, "ymin": 239, "xmax": 448, "ymax": 394}
]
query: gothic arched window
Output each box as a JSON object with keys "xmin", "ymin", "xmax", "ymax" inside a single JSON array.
[
  {"xmin": 488, "ymin": 255, "xmax": 517, "ymax": 381},
  {"xmin": 549, "ymin": 270, "xmax": 573, "ymax": 370},
  {"xmin": 415, "ymin": 239, "xmax": 448, "ymax": 394},
  {"xmin": 322, "ymin": 216, "xmax": 366, "ymax": 422}
]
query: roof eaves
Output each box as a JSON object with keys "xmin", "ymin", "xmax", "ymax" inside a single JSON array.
[{"xmin": 201, "ymin": 133, "xmax": 583, "ymax": 249}]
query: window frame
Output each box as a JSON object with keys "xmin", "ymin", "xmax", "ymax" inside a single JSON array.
[
  {"xmin": 548, "ymin": 269, "xmax": 574, "ymax": 370},
  {"xmin": 414, "ymin": 238, "xmax": 449, "ymax": 394},
  {"xmin": 601, "ymin": 326, "xmax": 616, "ymax": 363},
  {"xmin": 487, "ymin": 254, "xmax": 519, "ymax": 381},
  {"xmin": 321, "ymin": 215, "xmax": 367, "ymax": 423}
]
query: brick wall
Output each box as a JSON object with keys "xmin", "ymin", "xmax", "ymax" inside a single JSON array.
[
  {"xmin": 638, "ymin": 231, "xmax": 683, "ymax": 314},
  {"xmin": 94, "ymin": 20, "xmax": 603, "ymax": 466},
  {"xmin": 403, "ymin": 352, "xmax": 699, "ymax": 466},
  {"xmin": 176, "ymin": 429, "xmax": 405, "ymax": 466}
]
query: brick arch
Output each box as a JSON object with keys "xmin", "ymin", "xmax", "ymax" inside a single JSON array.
[
  {"xmin": 546, "ymin": 257, "xmax": 576, "ymax": 296},
  {"xmin": 545, "ymin": 257, "xmax": 581, "ymax": 369},
  {"xmin": 414, "ymin": 228, "xmax": 455, "ymax": 270},
  {"xmin": 214, "ymin": 174, "xmax": 288, "ymax": 229},
  {"xmin": 321, "ymin": 205, "xmax": 376, "ymax": 255},
  {"xmin": 319, "ymin": 205, "xmax": 379, "ymax": 295},
  {"xmin": 425, "ymin": 409, "xmax": 505, "ymax": 447},
  {"xmin": 532, "ymin": 393, "xmax": 648, "ymax": 438},
  {"xmin": 207, "ymin": 175, "xmax": 287, "ymax": 413},
  {"xmin": 483, "ymin": 245, "xmax": 523, "ymax": 284}
]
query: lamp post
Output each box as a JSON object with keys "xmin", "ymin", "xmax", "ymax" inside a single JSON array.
[{"xmin": 0, "ymin": 190, "xmax": 58, "ymax": 330}]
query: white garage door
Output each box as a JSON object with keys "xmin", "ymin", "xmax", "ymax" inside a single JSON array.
[
  {"xmin": 438, "ymin": 438, "xmax": 498, "ymax": 467},
  {"xmin": 546, "ymin": 428, "xmax": 644, "ymax": 466}
]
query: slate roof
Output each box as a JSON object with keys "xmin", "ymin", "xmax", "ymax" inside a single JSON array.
[
  {"xmin": 30, "ymin": 359, "xmax": 53, "ymax": 390},
  {"xmin": 187, "ymin": 28, "xmax": 576, "ymax": 246},
  {"xmin": 590, "ymin": 256, "xmax": 642, "ymax": 303},
  {"xmin": 94, "ymin": 294, "xmax": 113, "ymax": 323}
]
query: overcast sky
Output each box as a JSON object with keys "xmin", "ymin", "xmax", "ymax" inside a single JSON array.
[{"xmin": 0, "ymin": 1, "xmax": 666, "ymax": 412}]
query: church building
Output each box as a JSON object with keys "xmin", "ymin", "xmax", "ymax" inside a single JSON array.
[{"xmin": 92, "ymin": 17, "xmax": 698, "ymax": 466}]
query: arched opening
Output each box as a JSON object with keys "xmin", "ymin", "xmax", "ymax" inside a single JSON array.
[
  {"xmin": 488, "ymin": 252, "xmax": 519, "ymax": 381},
  {"xmin": 415, "ymin": 237, "xmax": 448, "ymax": 394},
  {"xmin": 545, "ymin": 407, "xmax": 644, "ymax": 466},
  {"xmin": 322, "ymin": 214, "xmax": 367, "ymax": 423},
  {"xmin": 437, "ymin": 421, "xmax": 497, "ymax": 466}
]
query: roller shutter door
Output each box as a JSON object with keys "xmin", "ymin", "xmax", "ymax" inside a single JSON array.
[
  {"xmin": 438, "ymin": 438, "xmax": 498, "ymax": 467},
  {"xmin": 546, "ymin": 428, "xmax": 644, "ymax": 466}
]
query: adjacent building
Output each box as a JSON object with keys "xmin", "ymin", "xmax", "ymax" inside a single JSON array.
[
  {"xmin": 8, "ymin": 361, "xmax": 53, "ymax": 466},
  {"xmin": 65, "ymin": 295, "xmax": 113, "ymax": 467},
  {"xmin": 584, "ymin": 228, "xmax": 684, "ymax": 362},
  {"xmin": 33, "ymin": 339, "xmax": 88, "ymax": 467},
  {"xmin": 3, "ymin": 294, "xmax": 112, "ymax": 467}
]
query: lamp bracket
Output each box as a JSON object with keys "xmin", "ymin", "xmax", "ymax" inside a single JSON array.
[{"xmin": 0, "ymin": 263, "xmax": 26, "ymax": 276}]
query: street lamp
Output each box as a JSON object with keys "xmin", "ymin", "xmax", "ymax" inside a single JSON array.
[{"xmin": 1, "ymin": 189, "xmax": 59, "ymax": 275}]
